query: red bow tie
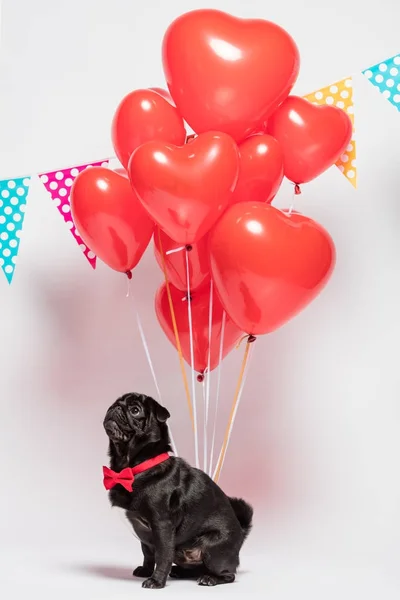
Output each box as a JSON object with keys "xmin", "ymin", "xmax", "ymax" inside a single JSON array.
[
  {"xmin": 103, "ymin": 466, "xmax": 134, "ymax": 492},
  {"xmin": 103, "ymin": 453, "xmax": 170, "ymax": 492}
]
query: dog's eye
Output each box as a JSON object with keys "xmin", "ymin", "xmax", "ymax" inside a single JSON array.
[{"xmin": 131, "ymin": 406, "xmax": 140, "ymax": 417}]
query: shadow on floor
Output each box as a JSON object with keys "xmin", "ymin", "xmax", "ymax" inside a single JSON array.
[
  {"xmin": 74, "ymin": 564, "xmax": 133, "ymax": 581},
  {"xmin": 72, "ymin": 563, "xmax": 250, "ymax": 582}
]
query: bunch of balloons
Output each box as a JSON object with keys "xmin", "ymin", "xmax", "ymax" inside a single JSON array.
[{"xmin": 71, "ymin": 9, "xmax": 350, "ymax": 379}]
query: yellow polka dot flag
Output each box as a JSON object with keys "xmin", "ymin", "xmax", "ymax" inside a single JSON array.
[{"xmin": 304, "ymin": 77, "xmax": 357, "ymax": 188}]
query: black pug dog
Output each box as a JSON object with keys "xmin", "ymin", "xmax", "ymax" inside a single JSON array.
[{"xmin": 103, "ymin": 392, "xmax": 253, "ymax": 589}]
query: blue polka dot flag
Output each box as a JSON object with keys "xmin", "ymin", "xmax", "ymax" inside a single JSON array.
[
  {"xmin": 362, "ymin": 54, "xmax": 400, "ymax": 111},
  {"xmin": 0, "ymin": 176, "xmax": 31, "ymax": 284}
]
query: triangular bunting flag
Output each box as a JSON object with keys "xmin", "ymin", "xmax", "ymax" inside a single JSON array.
[
  {"xmin": 0, "ymin": 176, "xmax": 30, "ymax": 284},
  {"xmin": 362, "ymin": 54, "xmax": 400, "ymax": 112},
  {"xmin": 39, "ymin": 160, "xmax": 110, "ymax": 268},
  {"xmin": 304, "ymin": 77, "xmax": 357, "ymax": 188}
]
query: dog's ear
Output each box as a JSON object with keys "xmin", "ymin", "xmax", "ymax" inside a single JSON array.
[{"xmin": 154, "ymin": 402, "xmax": 170, "ymax": 423}]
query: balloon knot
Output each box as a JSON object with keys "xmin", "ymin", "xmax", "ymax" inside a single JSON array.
[
  {"xmin": 182, "ymin": 293, "xmax": 192, "ymax": 302},
  {"xmin": 236, "ymin": 334, "xmax": 249, "ymax": 349},
  {"xmin": 185, "ymin": 244, "xmax": 193, "ymax": 252},
  {"xmin": 126, "ymin": 271, "xmax": 132, "ymax": 280},
  {"xmin": 247, "ymin": 335, "xmax": 257, "ymax": 344},
  {"xmin": 294, "ymin": 184, "xmax": 302, "ymax": 196},
  {"xmin": 197, "ymin": 373, "xmax": 205, "ymax": 383}
]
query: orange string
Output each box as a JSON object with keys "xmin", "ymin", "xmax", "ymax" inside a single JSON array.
[
  {"xmin": 157, "ymin": 228, "xmax": 195, "ymax": 431},
  {"xmin": 213, "ymin": 340, "xmax": 252, "ymax": 483}
]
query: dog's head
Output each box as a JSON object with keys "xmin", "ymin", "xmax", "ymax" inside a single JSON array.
[{"xmin": 103, "ymin": 393, "xmax": 170, "ymax": 456}]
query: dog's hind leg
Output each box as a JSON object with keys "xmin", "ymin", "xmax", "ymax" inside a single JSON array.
[{"xmin": 198, "ymin": 541, "xmax": 239, "ymax": 586}]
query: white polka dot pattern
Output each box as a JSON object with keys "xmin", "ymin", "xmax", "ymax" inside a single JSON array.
[
  {"xmin": 39, "ymin": 160, "xmax": 110, "ymax": 268},
  {"xmin": 0, "ymin": 176, "xmax": 30, "ymax": 283},
  {"xmin": 304, "ymin": 77, "xmax": 357, "ymax": 188},
  {"xmin": 363, "ymin": 54, "xmax": 400, "ymax": 111}
]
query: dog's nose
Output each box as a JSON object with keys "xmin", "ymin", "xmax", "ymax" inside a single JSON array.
[{"xmin": 104, "ymin": 420, "xmax": 117, "ymax": 436}]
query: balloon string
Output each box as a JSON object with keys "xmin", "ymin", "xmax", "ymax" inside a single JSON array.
[
  {"xmin": 213, "ymin": 337, "xmax": 255, "ymax": 483},
  {"xmin": 208, "ymin": 310, "xmax": 226, "ymax": 476},
  {"xmin": 205, "ymin": 280, "xmax": 213, "ymax": 425},
  {"xmin": 156, "ymin": 228, "xmax": 195, "ymax": 433},
  {"xmin": 203, "ymin": 280, "xmax": 213, "ymax": 471},
  {"xmin": 185, "ymin": 249, "xmax": 200, "ymax": 468},
  {"xmin": 135, "ymin": 301, "xmax": 178, "ymax": 456},
  {"xmin": 166, "ymin": 246, "xmax": 185, "ymax": 255},
  {"xmin": 126, "ymin": 276, "xmax": 178, "ymax": 456},
  {"xmin": 288, "ymin": 194, "xmax": 295, "ymax": 216},
  {"xmin": 202, "ymin": 378, "xmax": 207, "ymax": 472},
  {"xmin": 289, "ymin": 183, "xmax": 302, "ymax": 216},
  {"xmin": 213, "ymin": 340, "xmax": 254, "ymax": 482}
]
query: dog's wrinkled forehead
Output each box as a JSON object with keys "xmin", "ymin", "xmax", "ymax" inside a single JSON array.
[{"xmin": 111, "ymin": 392, "xmax": 147, "ymax": 409}]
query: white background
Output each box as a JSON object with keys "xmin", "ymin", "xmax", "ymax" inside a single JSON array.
[{"xmin": 1, "ymin": 0, "xmax": 400, "ymax": 598}]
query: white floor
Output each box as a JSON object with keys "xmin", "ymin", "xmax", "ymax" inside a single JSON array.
[{"xmin": 2, "ymin": 541, "xmax": 400, "ymax": 600}]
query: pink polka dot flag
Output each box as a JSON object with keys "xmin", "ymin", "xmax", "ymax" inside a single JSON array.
[{"xmin": 39, "ymin": 160, "xmax": 110, "ymax": 268}]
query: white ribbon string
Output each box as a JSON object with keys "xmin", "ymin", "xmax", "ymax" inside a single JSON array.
[
  {"xmin": 185, "ymin": 251, "xmax": 200, "ymax": 468},
  {"xmin": 134, "ymin": 308, "xmax": 178, "ymax": 456},
  {"xmin": 166, "ymin": 246, "xmax": 185, "ymax": 255},
  {"xmin": 205, "ymin": 281, "xmax": 213, "ymax": 426},
  {"xmin": 202, "ymin": 379, "xmax": 207, "ymax": 471},
  {"xmin": 126, "ymin": 277, "xmax": 131, "ymax": 298},
  {"xmin": 208, "ymin": 310, "xmax": 226, "ymax": 476},
  {"xmin": 212, "ymin": 342, "xmax": 254, "ymax": 481},
  {"xmin": 288, "ymin": 194, "xmax": 295, "ymax": 216},
  {"xmin": 126, "ymin": 280, "xmax": 178, "ymax": 456},
  {"xmin": 288, "ymin": 184, "xmax": 301, "ymax": 216},
  {"xmin": 204, "ymin": 280, "xmax": 213, "ymax": 472}
]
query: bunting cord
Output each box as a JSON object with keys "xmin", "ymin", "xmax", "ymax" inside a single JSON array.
[
  {"xmin": 157, "ymin": 229, "xmax": 195, "ymax": 435},
  {"xmin": 213, "ymin": 339, "xmax": 255, "ymax": 483},
  {"xmin": 0, "ymin": 157, "xmax": 114, "ymax": 182},
  {"xmin": 185, "ymin": 249, "xmax": 200, "ymax": 469},
  {"xmin": 16, "ymin": 63, "xmax": 400, "ymax": 194},
  {"xmin": 208, "ymin": 310, "xmax": 226, "ymax": 476}
]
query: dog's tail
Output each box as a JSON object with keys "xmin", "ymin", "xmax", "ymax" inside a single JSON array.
[{"xmin": 229, "ymin": 497, "xmax": 253, "ymax": 539}]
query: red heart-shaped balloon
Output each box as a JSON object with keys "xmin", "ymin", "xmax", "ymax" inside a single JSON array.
[
  {"xmin": 71, "ymin": 168, "xmax": 154, "ymax": 273},
  {"xmin": 155, "ymin": 282, "xmax": 242, "ymax": 374},
  {"xmin": 154, "ymin": 230, "xmax": 210, "ymax": 292},
  {"xmin": 111, "ymin": 88, "xmax": 186, "ymax": 169},
  {"xmin": 210, "ymin": 203, "xmax": 335, "ymax": 335},
  {"xmin": 267, "ymin": 96, "xmax": 353, "ymax": 184},
  {"xmin": 231, "ymin": 134, "xmax": 284, "ymax": 204},
  {"xmin": 129, "ymin": 131, "xmax": 240, "ymax": 245},
  {"xmin": 162, "ymin": 9, "xmax": 300, "ymax": 143}
]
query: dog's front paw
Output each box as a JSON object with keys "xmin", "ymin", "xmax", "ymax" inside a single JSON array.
[
  {"xmin": 197, "ymin": 574, "xmax": 218, "ymax": 586},
  {"xmin": 142, "ymin": 577, "xmax": 165, "ymax": 589},
  {"xmin": 133, "ymin": 566, "xmax": 153, "ymax": 578}
]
